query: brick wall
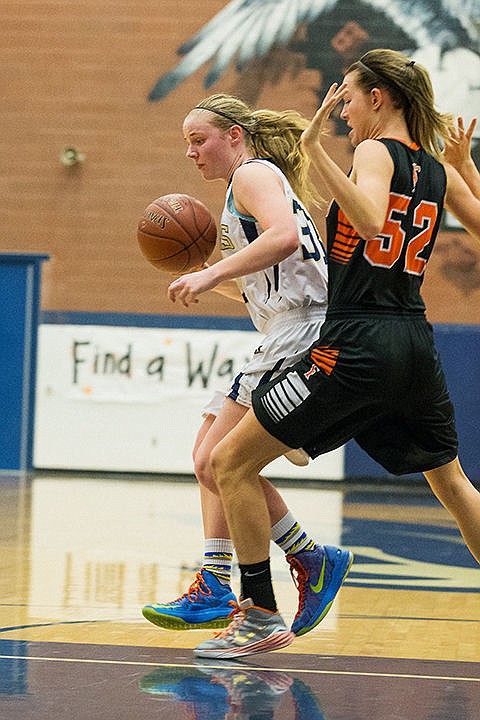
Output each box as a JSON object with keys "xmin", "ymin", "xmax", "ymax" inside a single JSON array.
[{"xmin": 2, "ymin": 0, "xmax": 237, "ymax": 316}]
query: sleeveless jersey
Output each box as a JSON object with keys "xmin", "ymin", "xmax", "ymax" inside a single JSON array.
[
  {"xmin": 220, "ymin": 158, "xmax": 328, "ymax": 333},
  {"xmin": 325, "ymin": 139, "xmax": 446, "ymax": 316}
]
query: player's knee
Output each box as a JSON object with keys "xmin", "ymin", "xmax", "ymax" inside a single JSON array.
[
  {"xmin": 193, "ymin": 452, "xmax": 217, "ymax": 493},
  {"xmin": 210, "ymin": 443, "xmax": 238, "ymax": 491}
]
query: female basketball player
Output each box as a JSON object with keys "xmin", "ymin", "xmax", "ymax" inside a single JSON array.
[
  {"xmin": 142, "ymin": 94, "xmax": 352, "ymax": 640},
  {"xmin": 188, "ymin": 50, "xmax": 480, "ymax": 659}
]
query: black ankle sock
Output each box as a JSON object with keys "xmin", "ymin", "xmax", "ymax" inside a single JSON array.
[{"xmin": 239, "ymin": 559, "xmax": 277, "ymax": 612}]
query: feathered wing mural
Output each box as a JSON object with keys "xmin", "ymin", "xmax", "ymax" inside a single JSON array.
[{"xmin": 148, "ymin": 0, "xmax": 480, "ymax": 113}]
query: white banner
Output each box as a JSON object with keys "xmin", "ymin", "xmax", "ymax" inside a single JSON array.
[
  {"xmin": 50, "ymin": 325, "xmax": 257, "ymax": 403},
  {"xmin": 34, "ymin": 323, "xmax": 344, "ymax": 478}
]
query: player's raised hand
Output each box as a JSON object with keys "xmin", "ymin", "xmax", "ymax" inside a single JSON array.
[
  {"xmin": 443, "ymin": 117, "xmax": 477, "ymax": 171},
  {"xmin": 301, "ymin": 82, "xmax": 348, "ymax": 151}
]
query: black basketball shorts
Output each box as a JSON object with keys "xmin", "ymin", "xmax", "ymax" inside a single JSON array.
[{"xmin": 251, "ymin": 315, "xmax": 458, "ymax": 476}]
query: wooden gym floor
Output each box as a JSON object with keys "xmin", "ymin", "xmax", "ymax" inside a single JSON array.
[{"xmin": 1, "ymin": 472, "xmax": 479, "ymax": 719}]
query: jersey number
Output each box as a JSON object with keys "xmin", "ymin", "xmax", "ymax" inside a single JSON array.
[
  {"xmin": 364, "ymin": 194, "xmax": 438, "ymax": 276},
  {"xmin": 292, "ymin": 199, "xmax": 327, "ymax": 263}
]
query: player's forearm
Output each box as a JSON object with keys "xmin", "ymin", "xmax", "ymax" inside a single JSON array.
[
  {"xmin": 208, "ymin": 230, "xmax": 297, "ymax": 285},
  {"xmin": 309, "ymin": 144, "xmax": 385, "ymax": 239},
  {"xmin": 455, "ymin": 159, "xmax": 480, "ymax": 201},
  {"xmin": 210, "ymin": 279, "xmax": 244, "ymax": 302}
]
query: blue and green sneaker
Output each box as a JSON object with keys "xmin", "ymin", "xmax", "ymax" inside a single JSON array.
[
  {"xmin": 287, "ymin": 544, "xmax": 353, "ymax": 636},
  {"xmin": 142, "ymin": 569, "xmax": 237, "ymax": 630}
]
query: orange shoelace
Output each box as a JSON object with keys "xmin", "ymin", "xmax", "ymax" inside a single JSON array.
[
  {"xmin": 287, "ymin": 556, "xmax": 308, "ymax": 617},
  {"xmin": 165, "ymin": 571, "xmax": 212, "ymax": 604},
  {"xmin": 212, "ymin": 601, "xmax": 243, "ymax": 638}
]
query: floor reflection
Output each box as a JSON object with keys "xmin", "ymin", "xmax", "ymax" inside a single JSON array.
[
  {"xmin": 0, "ymin": 640, "xmax": 28, "ymax": 696},
  {"xmin": 0, "ymin": 636, "xmax": 479, "ymax": 720},
  {"xmin": 140, "ymin": 661, "xmax": 323, "ymax": 720}
]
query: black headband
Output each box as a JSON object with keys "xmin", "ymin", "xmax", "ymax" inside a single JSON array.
[
  {"xmin": 357, "ymin": 60, "xmax": 390, "ymax": 84},
  {"xmin": 193, "ymin": 106, "xmax": 250, "ymax": 132},
  {"xmin": 357, "ymin": 58, "xmax": 415, "ymax": 82}
]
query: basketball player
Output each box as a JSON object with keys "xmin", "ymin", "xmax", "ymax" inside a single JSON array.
[
  {"xmin": 142, "ymin": 94, "xmax": 352, "ymax": 638},
  {"xmin": 183, "ymin": 50, "xmax": 480, "ymax": 659}
]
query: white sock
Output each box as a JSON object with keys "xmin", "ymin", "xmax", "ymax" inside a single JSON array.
[
  {"xmin": 271, "ymin": 510, "xmax": 316, "ymax": 555},
  {"xmin": 203, "ymin": 538, "xmax": 234, "ymax": 585}
]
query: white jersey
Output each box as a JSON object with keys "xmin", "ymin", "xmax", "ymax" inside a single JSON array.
[{"xmin": 220, "ymin": 158, "xmax": 328, "ymax": 333}]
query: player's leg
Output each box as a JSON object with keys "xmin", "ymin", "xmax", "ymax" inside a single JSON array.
[
  {"xmin": 195, "ymin": 346, "xmax": 361, "ymax": 657},
  {"xmin": 194, "ymin": 413, "xmax": 231, "ymax": 540},
  {"xmin": 195, "ymin": 409, "xmax": 294, "ymax": 658},
  {"xmin": 141, "ymin": 404, "xmax": 267, "ymax": 631},
  {"xmin": 142, "ymin": 413, "xmax": 238, "ymax": 630},
  {"xmin": 194, "ymin": 399, "xmax": 323, "ymax": 593},
  {"xmin": 423, "ymin": 457, "xmax": 480, "ymax": 563}
]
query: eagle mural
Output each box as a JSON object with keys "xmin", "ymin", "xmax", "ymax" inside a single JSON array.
[{"xmin": 148, "ymin": 0, "xmax": 480, "ymax": 114}]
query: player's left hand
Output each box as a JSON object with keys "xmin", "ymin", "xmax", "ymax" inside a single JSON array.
[{"xmin": 167, "ymin": 267, "xmax": 216, "ymax": 306}]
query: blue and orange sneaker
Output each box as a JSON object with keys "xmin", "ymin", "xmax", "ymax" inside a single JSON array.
[
  {"xmin": 287, "ymin": 544, "xmax": 353, "ymax": 636},
  {"xmin": 142, "ymin": 569, "xmax": 237, "ymax": 630}
]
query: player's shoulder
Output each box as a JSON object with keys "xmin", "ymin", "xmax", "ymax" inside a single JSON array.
[
  {"xmin": 355, "ymin": 138, "xmax": 393, "ymax": 156},
  {"xmin": 353, "ymin": 138, "xmax": 395, "ymax": 172},
  {"xmin": 233, "ymin": 158, "xmax": 284, "ymax": 189},
  {"xmin": 235, "ymin": 158, "xmax": 281, "ymax": 178}
]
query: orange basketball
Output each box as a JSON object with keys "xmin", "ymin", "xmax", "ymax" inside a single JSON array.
[{"xmin": 137, "ymin": 194, "xmax": 217, "ymax": 273}]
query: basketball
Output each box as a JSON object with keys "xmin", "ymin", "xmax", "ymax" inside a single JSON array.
[{"xmin": 137, "ymin": 194, "xmax": 217, "ymax": 273}]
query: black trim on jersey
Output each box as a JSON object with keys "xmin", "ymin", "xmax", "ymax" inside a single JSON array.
[
  {"xmin": 273, "ymin": 264, "xmax": 280, "ymax": 292},
  {"xmin": 228, "ymin": 371, "xmax": 243, "ymax": 401},
  {"xmin": 259, "ymin": 358, "xmax": 285, "ymax": 387},
  {"xmin": 263, "ymin": 264, "xmax": 281, "ymax": 300},
  {"xmin": 239, "ymin": 217, "xmax": 259, "ymax": 244},
  {"xmin": 265, "ymin": 273, "xmax": 272, "ymax": 301}
]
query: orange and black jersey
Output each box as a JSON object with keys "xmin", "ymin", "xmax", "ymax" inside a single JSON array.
[
  {"xmin": 325, "ymin": 138, "xmax": 446, "ymax": 317},
  {"xmin": 252, "ymin": 139, "xmax": 458, "ymax": 474}
]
